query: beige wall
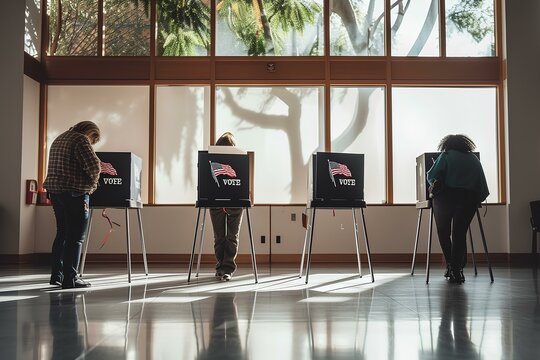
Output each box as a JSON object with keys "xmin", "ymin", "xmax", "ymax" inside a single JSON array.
[
  {"xmin": 504, "ymin": 1, "xmax": 540, "ymax": 253},
  {"xmin": 0, "ymin": 0, "xmax": 25, "ymax": 255},
  {"xmin": 34, "ymin": 204, "xmax": 508, "ymax": 259},
  {"xmin": 19, "ymin": 76, "xmax": 40, "ymax": 255}
]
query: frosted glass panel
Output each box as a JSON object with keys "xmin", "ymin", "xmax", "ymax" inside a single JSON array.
[
  {"xmin": 331, "ymin": 87, "xmax": 386, "ymax": 203},
  {"xmin": 155, "ymin": 86, "xmax": 210, "ymax": 204},
  {"xmin": 46, "ymin": 86, "xmax": 150, "ymax": 203},
  {"xmin": 392, "ymin": 87, "xmax": 498, "ymax": 203},
  {"xmin": 25, "ymin": 0, "xmax": 42, "ymax": 58},
  {"xmin": 446, "ymin": 0, "xmax": 495, "ymax": 57},
  {"xmin": 216, "ymin": 87, "xmax": 324, "ymax": 204},
  {"xmin": 330, "ymin": 0, "xmax": 385, "ymax": 56},
  {"xmin": 391, "ymin": 0, "xmax": 439, "ymax": 56}
]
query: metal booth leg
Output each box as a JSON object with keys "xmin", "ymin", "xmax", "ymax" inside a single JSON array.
[
  {"xmin": 125, "ymin": 209, "xmax": 132, "ymax": 283},
  {"xmin": 468, "ymin": 227, "xmax": 478, "ymax": 276},
  {"xmin": 305, "ymin": 208, "xmax": 317, "ymax": 284},
  {"xmin": 79, "ymin": 209, "xmax": 94, "ymax": 276},
  {"xmin": 352, "ymin": 209, "xmax": 363, "ymax": 278},
  {"xmin": 476, "ymin": 210, "xmax": 494, "ymax": 282},
  {"xmin": 195, "ymin": 209, "xmax": 207, "ymax": 278},
  {"xmin": 411, "ymin": 208, "xmax": 423, "ymax": 275},
  {"xmin": 188, "ymin": 208, "xmax": 202, "ymax": 283},
  {"xmin": 360, "ymin": 208, "xmax": 374, "ymax": 283},
  {"xmin": 299, "ymin": 208, "xmax": 312, "ymax": 278},
  {"xmin": 425, "ymin": 207, "xmax": 434, "ymax": 284},
  {"xmin": 246, "ymin": 208, "xmax": 259, "ymax": 283},
  {"xmin": 136, "ymin": 208, "xmax": 149, "ymax": 276}
]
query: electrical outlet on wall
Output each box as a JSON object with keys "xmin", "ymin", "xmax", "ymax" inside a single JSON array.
[
  {"xmin": 291, "ymin": 213, "xmax": 296, "ymax": 221},
  {"xmin": 276, "ymin": 235, "xmax": 281, "ymax": 244}
]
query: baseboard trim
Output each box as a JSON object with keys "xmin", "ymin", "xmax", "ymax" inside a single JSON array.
[{"xmin": 1, "ymin": 252, "xmax": 529, "ymax": 266}]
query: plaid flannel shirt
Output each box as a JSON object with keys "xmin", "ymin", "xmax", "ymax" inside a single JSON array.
[{"xmin": 44, "ymin": 130, "xmax": 101, "ymax": 194}]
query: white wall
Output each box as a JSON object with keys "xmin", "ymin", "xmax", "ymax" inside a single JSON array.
[
  {"xmin": 505, "ymin": 1, "xmax": 540, "ymax": 253},
  {"xmin": 19, "ymin": 76, "xmax": 40, "ymax": 254}
]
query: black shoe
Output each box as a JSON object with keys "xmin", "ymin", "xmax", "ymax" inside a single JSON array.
[
  {"xmin": 215, "ymin": 270, "xmax": 224, "ymax": 278},
  {"xmin": 444, "ymin": 265, "xmax": 451, "ymax": 279},
  {"xmin": 221, "ymin": 274, "xmax": 232, "ymax": 282},
  {"xmin": 459, "ymin": 268, "xmax": 465, "ymax": 283},
  {"xmin": 448, "ymin": 269, "xmax": 464, "ymax": 285},
  {"xmin": 62, "ymin": 277, "xmax": 91, "ymax": 289},
  {"xmin": 49, "ymin": 275, "xmax": 63, "ymax": 286}
]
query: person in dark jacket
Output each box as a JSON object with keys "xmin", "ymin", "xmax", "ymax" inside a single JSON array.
[
  {"xmin": 44, "ymin": 121, "xmax": 102, "ymax": 289},
  {"xmin": 210, "ymin": 132, "xmax": 243, "ymax": 282},
  {"xmin": 427, "ymin": 134, "xmax": 489, "ymax": 284}
]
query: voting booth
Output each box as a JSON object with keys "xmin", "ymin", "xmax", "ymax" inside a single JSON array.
[
  {"xmin": 80, "ymin": 152, "xmax": 148, "ymax": 283},
  {"xmin": 187, "ymin": 148, "xmax": 258, "ymax": 283},
  {"xmin": 410, "ymin": 152, "xmax": 493, "ymax": 283},
  {"xmin": 300, "ymin": 152, "xmax": 374, "ymax": 284}
]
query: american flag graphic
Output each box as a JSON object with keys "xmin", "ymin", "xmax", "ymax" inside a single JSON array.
[
  {"xmin": 210, "ymin": 162, "xmax": 237, "ymax": 178},
  {"xmin": 100, "ymin": 161, "xmax": 118, "ymax": 176},
  {"xmin": 328, "ymin": 161, "xmax": 352, "ymax": 177}
]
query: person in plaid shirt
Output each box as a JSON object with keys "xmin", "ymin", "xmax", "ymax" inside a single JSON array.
[{"xmin": 44, "ymin": 121, "xmax": 101, "ymax": 289}]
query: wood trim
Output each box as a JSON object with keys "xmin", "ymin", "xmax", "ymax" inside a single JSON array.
[
  {"xmin": 45, "ymin": 57, "xmax": 151, "ymax": 80},
  {"xmin": 97, "ymin": 0, "xmax": 104, "ymax": 56},
  {"xmin": 496, "ymin": 0, "xmax": 506, "ymax": 203},
  {"xmin": 24, "ymin": 52, "xmax": 44, "ymax": 83},
  {"xmin": 385, "ymin": 0, "xmax": 393, "ymax": 204},
  {"xmin": 38, "ymin": 84, "xmax": 48, "ymax": 188},
  {"xmin": 25, "ymin": 252, "xmax": 517, "ymax": 266},
  {"xmin": 439, "ymin": 0, "xmax": 446, "ymax": 58},
  {"xmin": 148, "ymin": 0, "xmax": 157, "ymax": 204}
]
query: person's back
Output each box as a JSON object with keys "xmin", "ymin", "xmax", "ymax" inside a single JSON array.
[{"xmin": 44, "ymin": 130, "xmax": 100, "ymax": 194}]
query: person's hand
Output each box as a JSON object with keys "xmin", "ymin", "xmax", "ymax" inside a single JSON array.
[{"xmin": 100, "ymin": 161, "xmax": 118, "ymax": 176}]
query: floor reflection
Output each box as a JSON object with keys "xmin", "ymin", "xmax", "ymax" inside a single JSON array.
[
  {"xmin": 1, "ymin": 266, "xmax": 540, "ymax": 359},
  {"xmin": 435, "ymin": 286, "xmax": 478, "ymax": 359},
  {"xmin": 49, "ymin": 293, "xmax": 87, "ymax": 360}
]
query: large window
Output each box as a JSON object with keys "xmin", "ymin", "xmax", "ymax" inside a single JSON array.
[
  {"xmin": 391, "ymin": 0, "xmax": 439, "ymax": 56},
  {"xmin": 392, "ymin": 87, "xmax": 498, "ymax": 204},
  {"xmin": 216, "ymin": 0, "xmax": 324, "ymax": 56},
  {"xmin": 155, "ymin": 86, "xmax": 210, "ymax": 203},
  {"xmin": 330, "ymin": 87, "xmax": 386, "ymax": 203},
  {"xmin": 46, "ymin": 86, "xmax": 150, "ymax": 202},
  {"xmin": 157, "ymin": 0, "xmax": 210, "ymax": 56},
  {"xmin": 216, "ymin": 86, "xmax": 324, "ymax": 203},
  {"xmin": 104, "ymin": 0, "xmax": 151, "ymax": 56},
  {"xmin": 48, "ymin": 0, "xmax": 99, "ymax": 56},
  {"xmin": 330, "ymin": 0, "xmax": 385, "ymax": 56},
  {"xmin": 25, "ymin": 0, "xmax": 42, "ymax": 58},
  {"xmin": 445, "ymin": 0, "xmax": 495, "ymax": 56}
]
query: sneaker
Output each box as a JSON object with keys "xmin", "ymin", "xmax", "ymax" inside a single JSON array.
[
  {"xmin": 215, "ymin": 269, "xmax": 224, "ymax": 278},
  {"xmin": 221, "ymin": 274, "xmax": 232, "ymax": 282},
  {"xmin": 62, "ymin": 277, "xmax": 91, "ymax": 289}
]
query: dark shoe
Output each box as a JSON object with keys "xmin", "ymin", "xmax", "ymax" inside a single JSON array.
[
  {"xmin": 444, "ymin": 265, "xmax": 451, "ymax": 279},
  {"xmin": 62, "ymin": 277, "xmax": 91, "ymax": 289},
  {"xmin": 448, "ymin": 269, "xmax": 463, "ymax": 285},
  {"xmin": 215, "ymin": 269, "xmax": 224, "ymax": 278},
  {"xmin": 459, "ymin": 268, "xmax": 465, "ymax": 283},
  {"xmin": 49, "ymin": 275, "xmax": 63, "ymax": 286},
  {"xmin": 221, "ymin": 274, "xmax": 232, "ymax": 282}
]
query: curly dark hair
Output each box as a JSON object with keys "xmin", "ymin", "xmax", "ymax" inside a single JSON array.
[{"xmin": 437, "ymin": 134, "xmax": 476, "ymax": 153}]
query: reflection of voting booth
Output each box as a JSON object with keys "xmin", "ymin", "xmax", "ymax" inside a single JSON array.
[
  {"xmin": 79, "ymin": 152, "xmax": 149, "ymax": 283},
  {"xmin": 299, "ymin": 152, "xmax": 374, "ymax": 284},
  {"xmin": 410, "ymin": 152, "xmax": 493, "ymax": 283},
  {"xmin": 187, "ymin": 149, "xmax": 258, "ymax": 283}
]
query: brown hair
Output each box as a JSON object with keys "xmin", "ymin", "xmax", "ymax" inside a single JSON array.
[
  {"xmin": 215, "ymin": 132, "xmax": 237, "ymax": 146},
  {"xmin": 72, "ymin": 121, "xmax": 101, "ymax": 145}
]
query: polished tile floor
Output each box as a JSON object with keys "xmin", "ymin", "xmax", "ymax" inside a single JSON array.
[{"xmin": 0, "ymin": 264, "xmax": 539, "ymax": 359}]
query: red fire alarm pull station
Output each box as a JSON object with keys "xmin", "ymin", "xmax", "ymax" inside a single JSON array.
[{"xmin": 26, "ymin": 180, "xmax": 38, "ymax": 205}]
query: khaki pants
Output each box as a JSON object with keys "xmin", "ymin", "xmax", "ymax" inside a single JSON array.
[{"xmin": 209, "ymin": 208, "xmax": 243, "ymax": 274}]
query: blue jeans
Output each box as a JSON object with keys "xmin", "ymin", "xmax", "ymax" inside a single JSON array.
[{"xmin": 50, "ymin": 192, "xmax": 90, "ymax": 283}]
